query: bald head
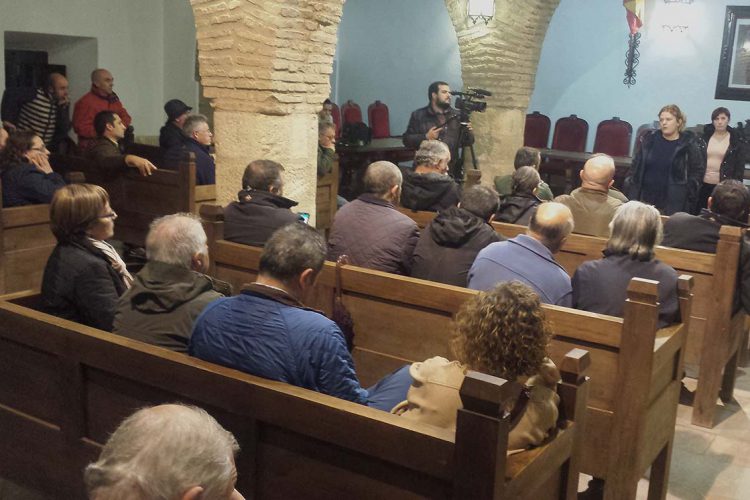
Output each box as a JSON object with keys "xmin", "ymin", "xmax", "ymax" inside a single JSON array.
[
  {"xmin": 46, "ymin": 73, "xmax": 69, "ymax": 104},
  {"xmin": 580, "ymin": 154, "xmax": 615, "ymax": 192},
  {"xmin": 91, "ymin": 68, "xmax": 114, "ymax": 95},
  {"xmin": 528, "ymin": 202, "xmax": 574, "ymax": 253},
  {"xmin": 363, "ymin": 161, "xmax": 402, "ymax": 200}
]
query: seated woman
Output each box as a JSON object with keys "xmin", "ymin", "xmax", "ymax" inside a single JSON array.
[
  {"xmin": 392, "ymin": 281, "xmax": 560, "ymax": 453},
  {"xmin": 495, "ymin": 166, "xmax": 543, "ymax": 225},
  {"xmin": 0, "ymin": 130, "xmax": 65, "ymax": 207},
  {"xmin": 572, "ymin": 201, "xmax": 679, "ymax": 328},
  {"xmin": 41, "ymin": 184, "xmax": 133, "ymax": 331}
]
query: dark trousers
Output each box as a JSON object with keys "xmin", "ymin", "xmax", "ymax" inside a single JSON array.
[{"xmin": 697, "ymin": 182, "xmax": 716, "ymax": 212}]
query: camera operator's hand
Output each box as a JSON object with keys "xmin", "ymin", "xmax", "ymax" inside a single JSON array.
[
  {"xmin": 465, "ymin": 122, "xmax": 473, "ymax": 132},
  {"xmin": 426, "ymin": 126, "xmax": 442, "ymax": 141}
]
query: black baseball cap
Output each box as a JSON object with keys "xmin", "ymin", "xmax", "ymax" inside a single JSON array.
[{"xmin": 164, "ymin": 99, "xmax": 192, "ymax": 121}]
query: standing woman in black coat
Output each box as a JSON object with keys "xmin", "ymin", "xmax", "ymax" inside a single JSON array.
[
  {"xmin": 698, "ymin": 107, "xmax": 746, "ymax": 210},
  {"xmin": 625, "ymin": 104, "xmax": 706, "ymax": 215},
  {"xmin": 40, "ymin": 184, "xmax": 132, "ymax": 331}
]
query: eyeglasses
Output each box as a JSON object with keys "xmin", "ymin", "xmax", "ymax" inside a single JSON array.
[{"xmin": 99, "ymin": 211, "xmax": 117, "ymax": 220}]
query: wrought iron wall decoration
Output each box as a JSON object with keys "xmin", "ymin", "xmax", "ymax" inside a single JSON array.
[{"xmin": 623, "ymin": 0, "xmax": 645, "ymax": 87}]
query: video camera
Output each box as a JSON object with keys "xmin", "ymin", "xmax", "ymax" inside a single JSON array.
[{"xmin": 450, "ymin": 88, "xmax": 491, "ymax": 119}]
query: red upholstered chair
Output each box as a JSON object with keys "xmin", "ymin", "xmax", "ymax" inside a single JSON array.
[
  {"xmin": 551, "ymin": 114, "xmax": 589, "ymax": 152},
  {"xmin": 341, "ymin": 100, "xmax": 362, "ymax": 126},
  {"xmin": 368, "ymin": 100, "xmax": 390, "ymax": 138},
  {"xmin": 524, "ymin": 111, "xmax": 551, "ymax": 148},
  {"xmin": 593, "ymin": 117, "xmax": 633, "ymax": 157},
  {"xmin": 331, "ymin": 102, "xmax": 342, "ymax": 139}
]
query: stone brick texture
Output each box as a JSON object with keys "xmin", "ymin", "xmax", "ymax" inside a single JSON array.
[{"xmin": 190, "ymin": 0, "xmax": 559, "ymax": 210}]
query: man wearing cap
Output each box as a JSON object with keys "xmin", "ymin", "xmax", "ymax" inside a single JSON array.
[{"xmin": 159, "ymin": 99, "xmax": 191, "ymax": 150}]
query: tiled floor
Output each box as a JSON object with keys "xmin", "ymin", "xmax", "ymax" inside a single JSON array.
[{"xmin": 631, "ymin": 368, "xmax": 750, "ymax": 499}]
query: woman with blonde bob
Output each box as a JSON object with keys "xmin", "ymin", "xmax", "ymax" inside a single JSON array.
[
  {"xmin": 572, "ymin": 201, "xmax": 680, "ymax": 327},
  {"xmin": 625, "ymin": 104, "xmax": 706, "ymax": 215},
  {"xmin": 41, "ymin": 183, "xmax": 132, "ymax": 331},
  {"xmin": 392, "ymin": 281, "xmax": 561, "ymax": 453}
]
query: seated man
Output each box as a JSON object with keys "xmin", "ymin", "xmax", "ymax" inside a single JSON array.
[
  {"xmin": 494, "ymin": 147, "xmax": 553, "ymax": 200},
  {"xmin": 223, "ymin": 159, "xmax": 302, "ymax": 247},
  {"xmin": 190, "ymin": 223, "xmax": 409, "ymax": 410},
  {"xmin": 318, "ymin": 121, "xmax": 336, "ymax": 177},
  {"xmin": 411, "ymin": 185, "xmax": 503, "ymax": 286},
  {"xmin": 84, "ymin": 404, "xmax": 245, "ymax": 500},
  {"xmin": 469, "ymin": 202, "xmax": 574, "ymax": 306},
  {"xmin": 86, "ymin": 111, "xmax": 156, "ymax": 177},
  {"xmin": 165, "ymin": 114, "xmax": 215, "ymax": 185},
  {"xmin": 113, "ymin": 213, "xmax": 228, "ymax": 353},
  {"xmin": 328, "ymin": 161, "xmax": 419, "ymax": 275},
  {"xmin": 663, "ymin": 179, "xmax": 750, "ymax": 314},
  {"xmin": 159, "ymin": 98, "xmax": 191, "ymax": 149},
  {"xmin": 495, "ymin": 166, "xmax": 542, "ymax": 225},
  {"xmin": 400, "ymin": 140, "xmax": 460, "ymax": 211},
  {"xmin": 554, "ymin": 154, "xmax": 624, "ymax": 237}
]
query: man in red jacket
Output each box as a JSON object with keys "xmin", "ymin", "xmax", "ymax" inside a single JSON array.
[{"xmin": 73, "ymin": 68, "xmax": 131, "ymax": 151}]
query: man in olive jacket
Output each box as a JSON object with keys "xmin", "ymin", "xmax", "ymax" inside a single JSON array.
[{"xmin": 113, "ymin": 213, "xmax": 228, "ymax": 353}]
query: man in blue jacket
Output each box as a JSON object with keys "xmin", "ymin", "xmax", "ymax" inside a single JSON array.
[
  {"xmin": 189, "ymin": 223, "xmax": 409, "ymax": 410},
  {"xmin": 165, "ymin": 114, "xmax": 215, "ymax": 185}
]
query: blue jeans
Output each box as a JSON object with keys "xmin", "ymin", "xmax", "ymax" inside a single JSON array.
[{"xmin": 366, "ymin": 365, "xmax": 412, "ymax": 411}]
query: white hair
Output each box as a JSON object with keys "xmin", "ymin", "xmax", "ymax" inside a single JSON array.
[
  {"xmin": 606, "ymin": 201, "xmax": 663, "ymax": 260},
  {"xmin": 182, "ymin": 114, "xmax": 209, "ymax": 136},
  {"xmin": 414, "ymin": 140, "xmax": 450, "ymax": 167},
  {"xmin": 84, "ymin": 404, "xmax": 239, "ymax": 500},
  {"xmin": 145, "ymin": 213, "xmax": 208, "ymax": 268}
]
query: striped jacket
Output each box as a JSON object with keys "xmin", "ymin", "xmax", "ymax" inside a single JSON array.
[{"xmin": 17, "ymin": 89, "xmax": 56, "ymax": 144}]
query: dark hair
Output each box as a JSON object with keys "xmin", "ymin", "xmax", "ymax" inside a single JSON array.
[
  {"xmin": 242, "ymin": 159, "xmax": 284, "ymax": 192},
  {"xmin": 711, "ymin": 107, "xmax": 731, "ymax": 121},
  {"xmin": 0, "ymin": 130, "xmax": 36, "ymax": 170},
  {"xmin": 259, "ymin": 223, "xmax": 326, "ymax": 284},
  {"xmin": 94, "ymin": 111, "xmax": 118, "ymax": 137},
  {"xmin": 323, "ymin": 98, "xmax": 332, "ymax": 105},
  {"xmin": 460, "ymin": 185, "xmax": 500, "ymax": 220},
  {"xmin": 512, "ymin": 166, "xmax": 541, "ymax": 195},
  {"xmin": 711, "ymin": 180, "xmax": 750, "ymax": 222},
  {"xmin": 514, "ymin": 147, "xmax": 541, "ymax": 169},
  {"xmin": 428, "ymin": 81, "xmax": 449, "ymax": 103}
]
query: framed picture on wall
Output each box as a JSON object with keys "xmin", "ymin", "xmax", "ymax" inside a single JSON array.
[{"xmin": 716, "ymin": 6, "xmax": 750, "ymax": 100}]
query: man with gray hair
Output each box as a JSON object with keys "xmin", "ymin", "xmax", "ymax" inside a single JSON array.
[
  {"xmin": 400, "ymin": 140, "xmax": 459, "ymax": 211},
  {"xmin": 328, "ymin": 161, "xmax": 419, "ymax": 274},
  {"xmin": 84, "ymin": 404, "xmax": 245, "ymax": 500},
  {"xmin": 164, "ymin": 114, "xmax": 215, "ymax": 184},
  {"xmin": 469, "ymin": 202, "xmax": 574, "ymax": 306},
  {"xmin": 113, "ymin": 213, "xmax": 228, "ymax": 352},
  {"xmin": 554, "ymin": 154, "xmax": 625, "ymax": 237},
  {"xmin": 412, "ymin": 185, "xmax": 503, "ymax": 286},
  {"xmin": 496, "ymin": 166, "xmax": 543, "ymax": 225},
  {"xmin": 223, "ymin": 159, "xmax": 303, "ymax": 247},
  {"xmin": 191, "ymin": 223, "xmax": 411, "ymax": 409}
]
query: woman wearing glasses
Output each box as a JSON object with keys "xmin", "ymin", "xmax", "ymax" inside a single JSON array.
[
  {"xmin": 0, "ymin": 130, "xmax": 65, "ymax": 206},
  {"xmin": 41, "ymin": 184, "xmax": 132, "ymax": 331}
]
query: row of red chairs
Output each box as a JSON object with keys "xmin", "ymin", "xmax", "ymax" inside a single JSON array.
[
  {"xmin": 524, "ymin": 111, "xmax": 638, "ymax": 157},
  {"xmin": 327, "ymin": 100, "xmax": 391, "ymax": 139}
]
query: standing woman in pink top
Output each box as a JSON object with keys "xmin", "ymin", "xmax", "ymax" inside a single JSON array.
[{"xmin": 698, "ymin": 107, "xmax": 745, "ymax": 211}]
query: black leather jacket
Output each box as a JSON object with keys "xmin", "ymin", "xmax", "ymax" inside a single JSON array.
[
  {"xmin": 625, "ymin": 130, "xmax": 706, "ymax": 215},
  {"xmin": 702, "ymin": 124, "xmax": 746, "ymax": 182},
  {"xmin": 402, "ymin": 105, "xmax": 474, "ymax": 175}
]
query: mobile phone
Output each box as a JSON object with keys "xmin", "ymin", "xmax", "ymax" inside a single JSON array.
[{"xmin": 298, "ymin": 212, "xmax": 310, "ymax": 224}]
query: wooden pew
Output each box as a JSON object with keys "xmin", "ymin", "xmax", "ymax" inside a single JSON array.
[
  {"xmin": 200, "ymin": 209, "xmax": 693, "ymax": 499},
  {"xmin": 0, "ymin": 200, "xmax": 55, "ymax": 294},
  {"xmin": 399, "ymin": 207, "xmax": 745, "ymax": 429},
  {"xmin": 316, "ymin": 158, "xmax": 339, "ymax": 235},
  {"xmin": 0, "ymin": 292, "xmax": 589, "ymax": 500}
]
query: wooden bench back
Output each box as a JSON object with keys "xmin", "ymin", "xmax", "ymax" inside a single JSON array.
[
  {"xmin": 316, "ymin": 158, "xmax": 339, "ymax": 234},
  {"xmin": 200, "ymin": 207, "xmax": 692, "ymax": 495},
  {"xmin": 0, "ymin": 293, "xmax": 588, "ymax": 500},
  {"xmin": 0, "ymin": 202, "xmax": 55, "ymax": 294}
]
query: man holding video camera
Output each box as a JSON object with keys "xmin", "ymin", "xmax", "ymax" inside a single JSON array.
[{"xmin": 403, "ymin": 81, "xmax": 474, "ymax": 181}]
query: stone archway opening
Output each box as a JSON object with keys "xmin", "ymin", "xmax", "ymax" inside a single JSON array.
[{"xmin": 190, "ymin": 0, "xmax": 559, "ymax": 216}]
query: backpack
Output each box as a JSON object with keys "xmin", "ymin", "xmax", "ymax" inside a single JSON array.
[{"xmin": 341, "ymin": 122, "xmax": 371, "ymax": 146}]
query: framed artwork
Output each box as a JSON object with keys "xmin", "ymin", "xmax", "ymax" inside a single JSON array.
[{"xmin": 716, "ymin": 6, "xmax": 750, "ymax": 100}]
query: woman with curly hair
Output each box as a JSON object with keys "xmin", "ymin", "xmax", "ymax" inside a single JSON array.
[
  {"xmin": 391, "ymin": 281, "xmax": 560, "ymax": 453},
  {"xmin": 0, "ymin": 130, "xmax": 65, "ymax": 206}
]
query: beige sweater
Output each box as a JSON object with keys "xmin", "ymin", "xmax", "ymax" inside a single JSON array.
[{"xmin": 392, "ymin": 356, "xmax": 560, "ymax": 453}]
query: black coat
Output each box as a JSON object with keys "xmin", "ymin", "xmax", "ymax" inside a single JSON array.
[
  {"xmin": 159, "ymin": 122, "xmax": 186, "ymax": 150},
  {"xmin": 402, "ymin": 105, "xmax": 474, "ymax": 173},
  {"xmin": 223, "ymin": 190, "xmax": 302, "ymax": 247},
  {"xmin": 1, "ymin": 162, "xmax": 65, "ymax": 207},
  {"xmin": 411, "ymin": 207, "xmax": 502, "ymax": 286},
  {"xmin": 40, "ymin": 240, "xmax": 128, "ymax": 331},
  {"xmin": 702, "ymin": 124, "xmax": 746, "ymax": 182},
  {"xmin": 165, "ymin": 138, "xmax": 215, "ymax": 185},
  {"xmin": 625, "ymin": 130, "xmax": 706, "ymax": 215},
  {"xmin": 400, "ymin": 169, "xmax": 460, "ymax": 212},
  {"xmin": 496, "ymin": 193, "xmax": 541, "ymax": 225}
]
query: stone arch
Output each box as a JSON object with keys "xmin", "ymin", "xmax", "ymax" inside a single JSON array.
[{"xmin": 190, "ymin": 0, "xmax": 559, "ymax": 213}]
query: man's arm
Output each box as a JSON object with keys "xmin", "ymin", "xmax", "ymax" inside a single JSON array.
[
  {"xmin": 315, "ymin": 324, "xmax": 369, "ymax": 404},
  {"xmin": 403, "ymin": 110, "xmax": 431, "ymax": 149},
  {"xmin": 114, "ymin": 100, "xmax": 132, "ymax": 128},
  {"xmin": 73, "ymin": 97, "xmax": 98, "ymax": 140}
]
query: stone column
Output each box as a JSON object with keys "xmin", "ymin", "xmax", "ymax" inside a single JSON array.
[{"xmin": 445, "ymin": 0, "xmax": 560, "ymax": 184}]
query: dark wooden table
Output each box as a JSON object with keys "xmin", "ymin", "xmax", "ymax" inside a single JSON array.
[
  {"xmin": 337, "ymin": 137, "xmax": 415, "ymax": 199},
  {"xmin": 539, "ymin": 148, "xmax": 632, "ymax": 193}
]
